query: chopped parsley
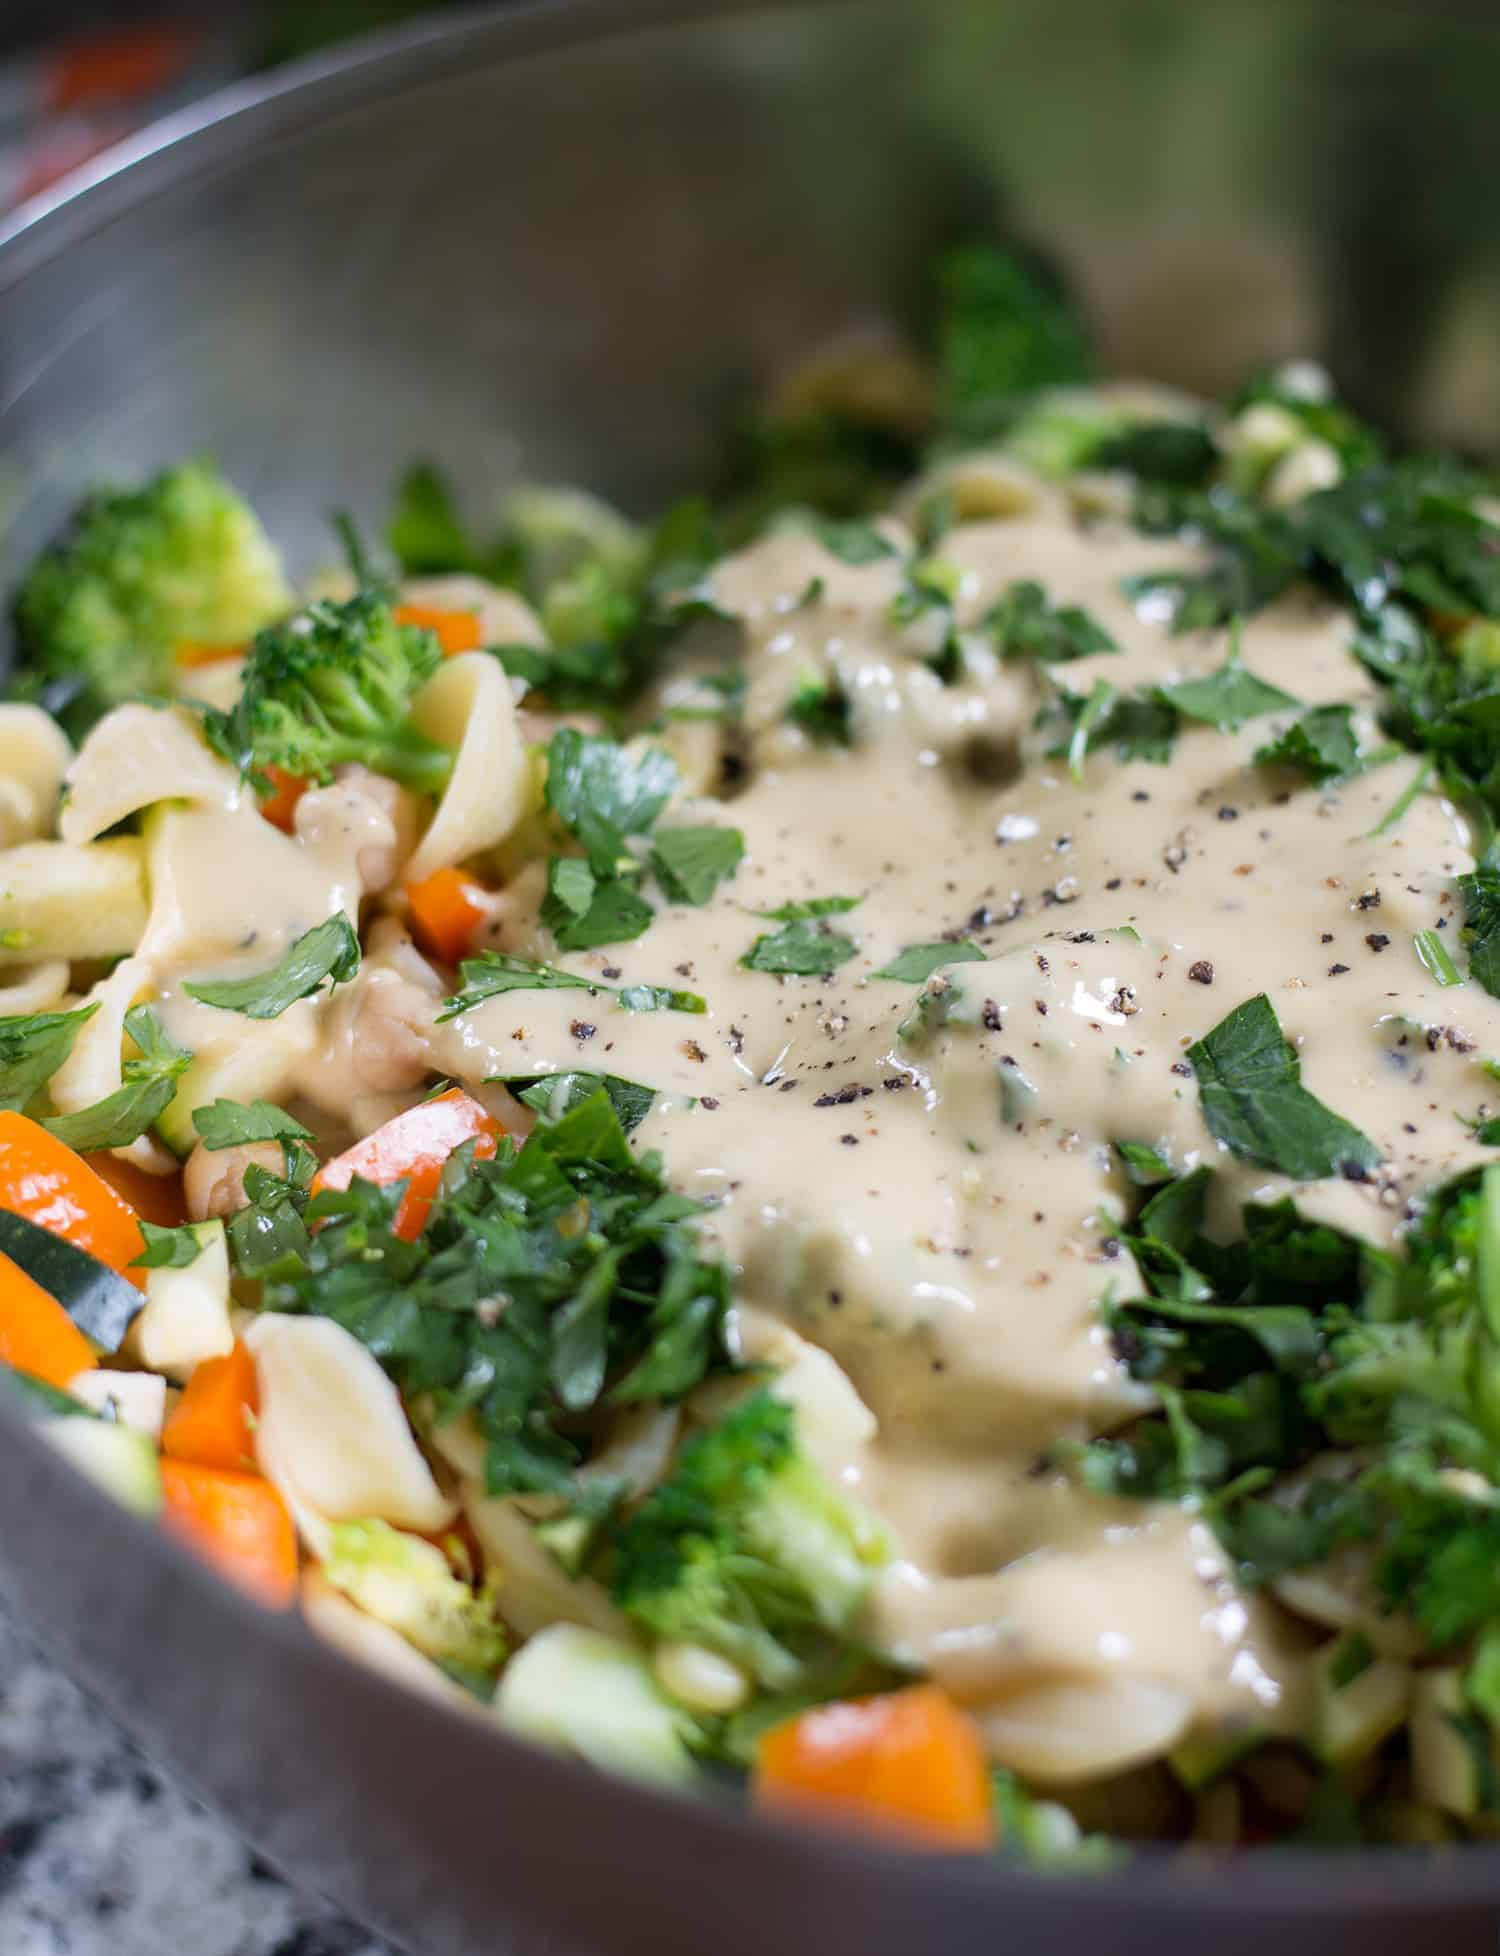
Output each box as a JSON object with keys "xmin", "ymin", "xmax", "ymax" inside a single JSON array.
[
  {"xmin": 183, "ymin": 913, "xmax": 360, "ymax": 1020},
  {"xmin": 785, "ymin": 675, "xmax": 851, "ymax": 745},
  {"xmin": 541, "ymin": 859, "xmax": 654, "ymax": 952},
  {"xmin": 741, "ymin": 916, "xmax": 858, "ymax": 977},
  {"xmin": 543, "ymin": 729, "xmax": 677, "ymax": 876},
  {"xmin": 1156, "ymin": 639, "xmax": 1299, "ymax": 731},
  {"xmin": 132, "ymin": 1221, "xmax": 208, "ymax": 1270},
  {"xmin": 496, "ymin": 1071, "xmax": 657, "ymax": 1132},
  {"xmin": 42, "ymin": 1007, "xmax": 191, "ymax": 1152},
  {"xmin": 1460, "ymin": 869, "xmax": 1500, "ymax": 1001},
  {"xmin": 254, "ymin": 1090, "xmax": 736, "ymax": 1495},
  {"xmin": 1254, "ymin": 703, "xmax": 1360, "ymax": 781},
  {"xmin": 1186, "ymin": 993, "xmax": 1380, "ymax": 1182},
  {"xmin": 0, "ymin": 1002, "xmax": 98, "ymax": 1115},
  {"xmin": 809, "ymin": 518, "xmax": 896, "ymax": 565},
  {"xmin": 650, "ymin": 826, "xmax": 746, "ymax": 906},
  {"xmin": 872, "ymin": 941, "xmax": 987, "ymax": 983},
  {"xmin": 191, "ymin": 1098, "xmax": 314, "ymax": 1151},
  {"xmin": 984, "ymin": 579, "xmax": 1117, "ymax": 663},
  {"xmin": 438, "ymin": 954, "xmax": 703, "ymax": 1020}
]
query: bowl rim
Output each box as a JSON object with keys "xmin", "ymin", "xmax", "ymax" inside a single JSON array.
[{"xmin": 2, "ymin": 0, "xmax": 1500, "ymax": 1923}]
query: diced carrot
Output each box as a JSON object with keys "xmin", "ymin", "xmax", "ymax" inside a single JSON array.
[
  {"xmin": 88, "ymin": 1154, "xmax": 187, "ymax": 1229},
  {"xmin": 159, "ymin": 1458, "xmax": 297, "ymax": 1610},
  {"xmin": 257, "ymin": 764, "xmax": 309, "ymax": 833},
  {"xmin": 0, "ymin": 1113, "xmax": 146, "ymax": 1286},
  {"xmin": 312, "ymin": 1087, "xmax": 503, "ymax": 1240},
  {"xmin": 394, "ymin": 602, "xmax": 483, "ymax": 658},
  {"xmin": 0, "ymin": 1252, "xmax": 98, "ymax": 1388},
  {"xmin": 754, "ymin": 1685, "xmax": 996, "ymax": 1851},
  {"xmin": 162, "ymin": 1340, "xmax": 258, "ymax": 1473},
  {"xmin": 405, "ymin": 866, "xmax": 491, "ymax": 966},
  {"xmin": 175, "ymin": 639, "xmax": 246, "ymax": 669}
]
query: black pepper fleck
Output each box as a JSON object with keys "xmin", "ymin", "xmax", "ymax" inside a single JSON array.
[
  {"xmin": 840, "ymin": 1134, "xmax": 859, "ymax": 1146},
  {"xmin": 1366, "ymin": 933, "xmax": 1391, "ymax": 953},
  {"xmin": 569, "ymin": 1020, "xmax": 596, "ymax": 1041},
  {"xmin": 699, "ymin": 1096, "xmax": 720, "ymax": 1110},
  {"xmin": 600, "ymin": 966, "xmax": 622, "ymax": 980},
  {"xmin": 1328, "ymin": 963, "xmax": 1350, "ymax": 976},
  {"xmin": 1188, "ymin": 960, "xmax": 1214, "ymax": 985}
]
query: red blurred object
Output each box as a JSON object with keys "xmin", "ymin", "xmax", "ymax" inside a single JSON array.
[
  {"xmin": 0, "ymin": 19, "xmax": 232, "ymax": 214},
  {"xmin": 44, "ymin": 24, "xmax": 198, "ymax": 113}
]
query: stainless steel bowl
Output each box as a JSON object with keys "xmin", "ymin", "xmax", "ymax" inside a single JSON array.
[{"xmin": 3, "ymin": 4, "xmax": 1500, "ymax": 1950}]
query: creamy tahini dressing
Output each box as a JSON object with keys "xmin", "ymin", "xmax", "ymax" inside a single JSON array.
[{"xmin": 134, "ymin": 495, "xmax": 1498, "ymax": 1768}]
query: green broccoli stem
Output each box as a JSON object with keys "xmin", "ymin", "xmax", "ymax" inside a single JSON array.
[{"xmin": 353, "ymin": 723, "xmax": 454, "ymax": 799}]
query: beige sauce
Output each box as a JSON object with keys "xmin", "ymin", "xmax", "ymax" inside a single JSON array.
[
  {"xmin": 415, "ymin": 507, "xmax": 1495, "ymax": 1756},
  {"xmin": 135, "ymin": 499, "xmax": 1498, "ymax": 1763}
]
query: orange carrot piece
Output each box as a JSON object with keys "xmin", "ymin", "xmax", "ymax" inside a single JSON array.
[
  {"xmin": 394, "ymin": 602, "xmax": 482, "ymax": 657},
  {"xmin": 162, "ymin": 1340, "xmax": 259, "ymax": 1473},
  {"xmin": 0, "ymin": 1252, "xmax": 98, "ymax": 1388},
  {"xmin": 405, "ymin": 866, "xmax": 490, "ymax": 966},
  {"xmin": 312, "ymin": 1087, "xmax": 503, "ymax": 1240},
  {"xmin": 175, "ymin": 639, "xmax": 247, "ymax": 669},
  {"xmin": 257, "ymin": 764, "xmax": 309, "ymax": 833},
  {"xmin": 88, "ymin": 1153, "xmax": 187, "ymax": 1230},
  {"xmin": 754, "ymin": 1685, "xmax": 996, "ymax": 1851},
  {"xmin": 159, "ymin": 1458, "xmax": 297, "ymax": 1610},
  {"xmin": 0, "ymin": 1113, "xmax": 146, "ymax": 1286}
]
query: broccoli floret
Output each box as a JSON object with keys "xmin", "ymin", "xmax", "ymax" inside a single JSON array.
[
  {"xmin": 207, "ymin": 589, "xmax": 453, "ymax": 795},
  {"xmin": 13, "ymin": 461, "xmax": 290, "ymax": 734},
  {"xmin": 323, "ymin": 1518, "xmax": 507, "ymax": 1674},
  {"xmin": 612, "ymin": 1389, "xmax": 890, "ymax": 1692}
]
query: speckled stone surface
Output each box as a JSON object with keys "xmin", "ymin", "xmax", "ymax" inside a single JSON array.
[{"xmin": 0, "ymin": 1588, "xmax": 403, "ymax": 1956}]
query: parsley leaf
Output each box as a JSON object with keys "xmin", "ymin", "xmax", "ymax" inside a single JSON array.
[
  {"xmin": 499, "ymin": 1071, "xmax": 657, "ymax": 1132},
  {"xmin": 1090, "ymin": 419, "xmax": 1218, "ymax": 487},
  {"xmin": 438, "ymin": 953, "xmax": 703, "ymax": 1020},
  {"xmin": 191, "ymin": 1099, "xmax": 314, "ymax": 1151},
  {"xmin": 809, "ymin": 518, "xmax": 896, "ymax": 565},
  {"xmin": 257, "ymin": 1090, "xmax": 735, "ymax": 1496},
  {"xmin": 437, "ymin": 953, "xmax": 603, "ymax": 1019},
  {"xmin": 984, "ymin": 580, "xmax": 1117, "ymax": 663},
  {"xmin": 936, "ymin": 244, "xmax": 1092, "ymax": 446},
  {"xmin": 1186, "ymin": 993, "xmax": 1380, "ymax": 1181},
  {"xmin": 132, "ymin": 1220, "xmax": 207, "ymax": 1269},
  {"xmin": 742, "ymin": 917, "xmax": 857, "ymax": 976},
  {"xmin": 1116, "ymin": 1140, "xmax": 1176, "ymax": 1187},
  {"xmin": 650, "ymin": 826, "xmax": 745, "ymax": 906},
  {"xmin": 0, "ymin": 1003, "xmax": 98, "ymax": 1115},
  {"xmin": 617, "ymin": 985, "xmax": 706, "ymax": 1014},
  {"xmin": 543, "ymin": 729, "xmax": 678, "ymax": 875},
  {"xmin": 541, "ymin": 858, "xmax": 654, "ymax": 952},
  {"xmin": 1157, "ymin": 642, "xmax": 1299, "ymax": 731},
  {"xmin": 387, "ymin": 462, "xmax": 518, "ymax": 582},
  {"xmin": 785, "ymin": 675, "xmax": 851, "ymax": 745},
  {"xmin": 1254, "ymin": 703, "xmax": 1360, "ymax": 781},
  {"xmin": 1459, "ymin": 869, "xmax": 1500, "ymax": 1000},
  {"xmin": 184, "ymin": 913, "xmax": 360, "ymax": 1020},
  {"xmin": 42, "ymin": 1007, "xmax": 192, "ymax": 1152},
  {"xmin": 1050, "ymin": 685, "xmax": 1178, "ymax": 767},
  {"xmin": 872, "ymin": 941, "xmax": 987, "ymax": 983},
  {"xmin": 757, "ymin": 897, "xmax": 861, "ymax": 921}
]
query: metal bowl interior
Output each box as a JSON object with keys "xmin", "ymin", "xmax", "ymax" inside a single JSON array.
[{"xmin": 3, "ymin": 3, "xmax": 1500, "ymax": 1951}]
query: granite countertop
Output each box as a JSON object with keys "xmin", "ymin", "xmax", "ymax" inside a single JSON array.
[{"xmin": 0, "ymin": 1586, "xmax": 401, "ymax": 1956}]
